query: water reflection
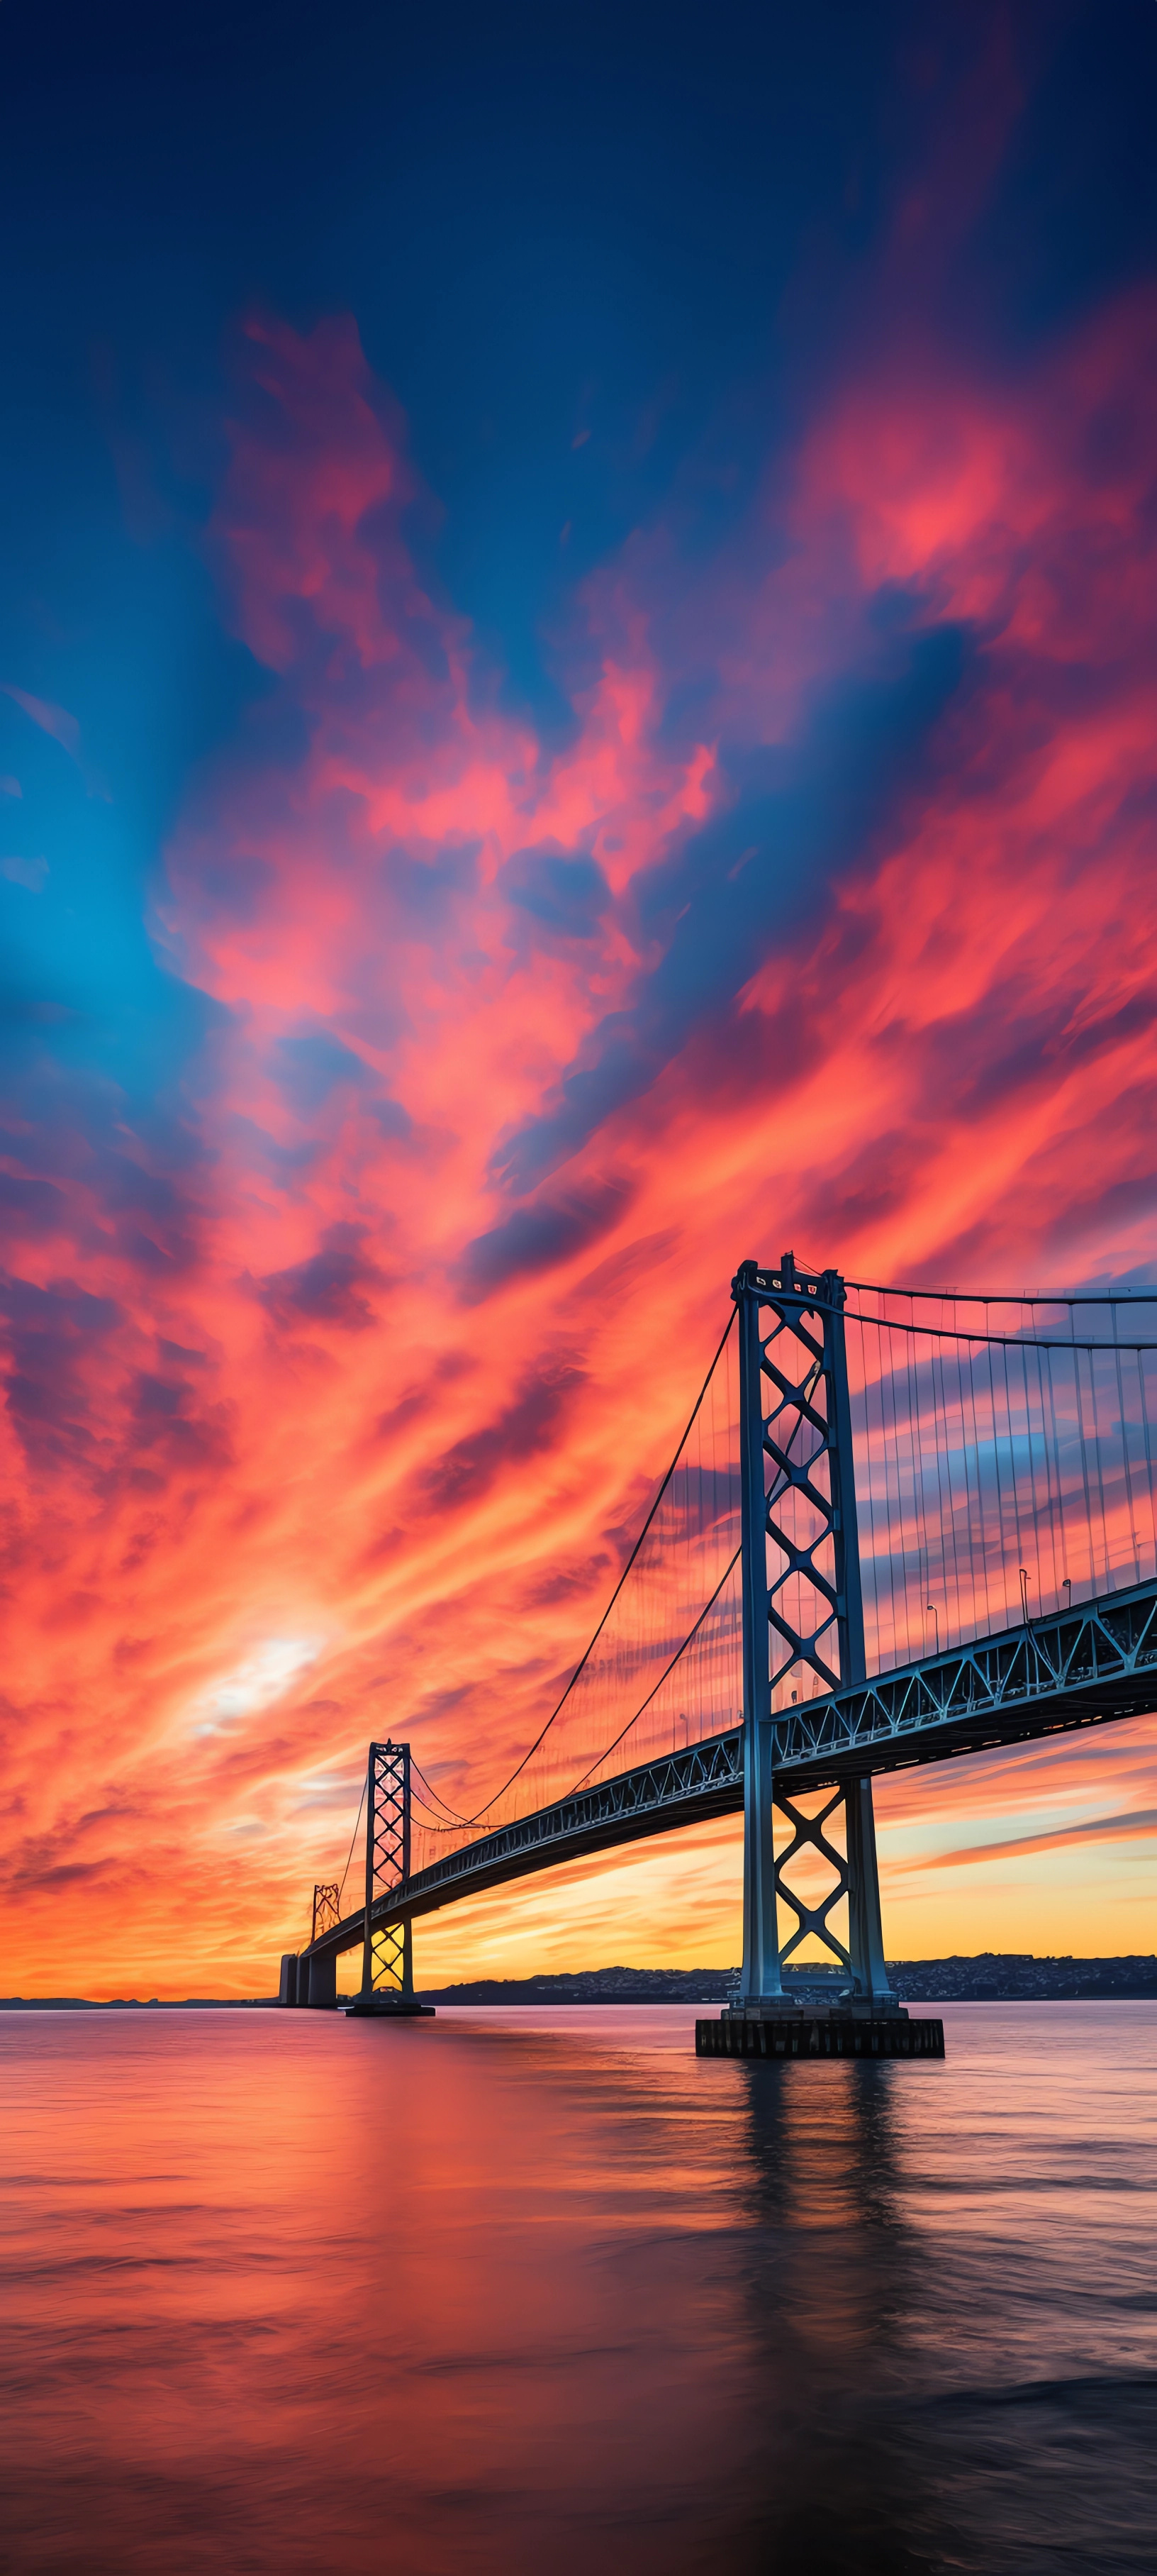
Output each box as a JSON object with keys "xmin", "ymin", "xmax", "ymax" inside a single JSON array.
[
  {"xmin": 727, "ymin": 2062, "xmax": 941, "ymax": 2572},
  {"xmin": 0, "ymin": 2005, "xmax": 1153, "ymax": 2575}
]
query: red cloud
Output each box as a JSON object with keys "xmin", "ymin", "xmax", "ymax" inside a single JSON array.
[{"xmin": 4, "ymin": 291, "xmax": 1157, "ymax": 1992}]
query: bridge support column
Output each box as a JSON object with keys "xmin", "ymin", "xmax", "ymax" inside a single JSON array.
[
  {"xmin": 279, "ymin": 1953, "xmax": 298, "ymax": 2006},
  {"xmin": 301, "ymin": 1950, "xmax": 337, "ymax": 2009},
  {"xmin": 735, "ymin": 1265, "xmax": 778, "ymax": 2005},
  {"xmin": 746, "ymin": 1774, "xmax": 896, "ymax": 2009},
  {"xmin": 345, "ymin": 1741, "xmax": 435, "ymax": 2019},
  {"xmin": 739, "ymin": 1716, "xmax": 782, "ymax": 2002},
  {"xmin": 845, "ymin": 1776, "xmax": 893, "ymax": 2004},
  {"xmin": 723, "ymin": 1255, "xmax": 910, "ymax": 2039}
]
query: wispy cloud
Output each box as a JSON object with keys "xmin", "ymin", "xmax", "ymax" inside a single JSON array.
[
  {"xmin": 4, "ymin": 149, "xmax": 1157, "ymax": 1989},
  {"xmin": 898, "ymin": 1808, "xmax": 1157, "ymax": 1872}
]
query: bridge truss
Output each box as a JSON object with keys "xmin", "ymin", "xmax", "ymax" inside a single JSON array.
[
  {"xmin": 297, "ymin": 1574, "xmax": 1157, "ymax": 1982},
  {"xmin": 288, "ymin": 1258, "xmax": 1157, "ymax": 2011}
]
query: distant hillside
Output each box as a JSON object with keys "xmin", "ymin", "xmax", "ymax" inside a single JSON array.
[
  {"xmin": 0, "ymin": 1996, "xmax": 279, "ymax": 2010},
  {"xmin": 888, "ymin": 1955, "xmax": 1157, "ymax": 2003},
  {"xmin": 4, "ymin": 1956, "xmax": 1156, "ymax": 2009},
  {"xmin": 418, "ymin": 1967, "xmax": 739, "ymax": 2005},
  {"xmin": 417, "ymin": 1956, "xmax": 1157, "ymax": 2006}
]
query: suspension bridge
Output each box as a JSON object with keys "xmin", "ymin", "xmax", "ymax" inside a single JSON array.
[{"xmin": 279, "ymin": 1257, "xmax": 1157, "ymax": 2056}]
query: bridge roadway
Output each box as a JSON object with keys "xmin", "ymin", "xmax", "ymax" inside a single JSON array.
[{"xmin": 301, "ymin": 1575, "xmax": 1157, "ymax": 1973}]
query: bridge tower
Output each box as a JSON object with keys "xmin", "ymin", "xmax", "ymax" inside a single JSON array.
[
  {"xmin": 731, "ymin": 1255, "xmax": 896, "ymax": 2022},
  {"xmin": 347, "ymin": 1740, "xmax": 434, "ymax": 2018}
]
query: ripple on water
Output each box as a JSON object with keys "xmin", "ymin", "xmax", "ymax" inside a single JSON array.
[{"xmin": 0, "ymin": 2001, "xmax": 1153, "ymax": 2575}]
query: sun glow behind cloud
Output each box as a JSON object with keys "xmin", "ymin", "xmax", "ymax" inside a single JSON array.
[
  {"xmin": 196, "ymin": 1638, "xmax": 324, "ymax": 1732},
  {"xmin": 4, "ymin": 105, "xmax": 1157, "ymax": 1989}
]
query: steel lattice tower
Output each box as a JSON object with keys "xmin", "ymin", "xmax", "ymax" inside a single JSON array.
[
  {"xmin": 347, "ymin": 1741, "xmax": 434, "ymax": 2017},
  {"xmin": 732, "ymin": 1255, "xmax": 893, "ymax": 2011}
]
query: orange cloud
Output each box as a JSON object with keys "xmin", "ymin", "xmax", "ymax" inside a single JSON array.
[
  {"xmin": 901, "ymin": 1809, "xmax": 1157, "ymax": 1872},
  {"xmin": 4, "ymin": 292, "xmax": 1157, "ymax": 1994}
]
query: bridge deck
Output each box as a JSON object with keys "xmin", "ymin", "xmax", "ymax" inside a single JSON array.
[{"xmin": 303, "ymin": 1577, "xmax": 1157, "ymax": 1965}]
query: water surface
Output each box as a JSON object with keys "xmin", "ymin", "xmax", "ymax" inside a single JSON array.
[{"xmin": 1, "ymin": 2004, "xmax": 1154, "ymax": 2572}]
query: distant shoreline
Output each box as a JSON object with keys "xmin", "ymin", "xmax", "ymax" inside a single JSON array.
[{"xmin": 4, "ymin": 1955, "xmax": 1156, "ymax": 2008}]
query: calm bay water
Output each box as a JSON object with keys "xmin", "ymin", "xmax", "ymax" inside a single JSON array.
[{"xmin": 1, "ymin": 2003, "xmax": 1154, "ymax": 2574}]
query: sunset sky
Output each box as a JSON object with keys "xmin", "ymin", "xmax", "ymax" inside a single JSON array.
[{"xmin": 3, "ymin": 1, "xmax": 1157, "ymax": 1996}]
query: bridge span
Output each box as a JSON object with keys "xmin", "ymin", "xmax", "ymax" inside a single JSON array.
[
  {"xmin": 284, "ymin": 1257, "xmax": 1157, "ymax": 2035},
  {"xmin": 294, "ymin": 1577, "xmax": 1157, "ymax": 2003}
]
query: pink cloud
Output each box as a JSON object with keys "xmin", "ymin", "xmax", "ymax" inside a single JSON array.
[{"xmin": 4, "ymin": 286, "xmax": 1157, "ymax": 1992}]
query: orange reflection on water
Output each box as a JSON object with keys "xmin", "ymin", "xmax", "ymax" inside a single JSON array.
[{"xmin": 1, "ymin": 2004, "xmax": 1155, "ymax": 2574}]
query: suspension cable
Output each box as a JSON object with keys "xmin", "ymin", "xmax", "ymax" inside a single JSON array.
[
  {"xmin": 846, "ymin": 1279, "xmax": 1157, "ymax": 1306},
  {"xmin": 418, "ymin": 1305, "xmax": 737, "ymax": 1833},
  {"xmin": 335, "ymin": 1770, "xmax": 369, "ymax": 1912},
  {"xmin": 410, "ymin": 1756, "xmax": 470, "ymax": 1825},
  {"xmin": 842, "ymin": 1311, "xmax": 1157, "ymax": 1350},
  {"xmin": 562, "ymin": 1543, "xmax": 742, "ymax": 1797}
]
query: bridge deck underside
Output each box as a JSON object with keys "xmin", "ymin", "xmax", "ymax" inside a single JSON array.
[{"xmin": 303, "ymin": 1581, "xmax": 1157, "ymax": 1965}]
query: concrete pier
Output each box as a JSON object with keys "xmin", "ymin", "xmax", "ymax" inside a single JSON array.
[
  {"xmin": 344, "ymin": 1995, "xmax": 435, "ymax": 2018},
  {"xmin": 297, "ymin": 1950, "xmax": 337, "ymax": 2008},
  {"xmin": 696, "ymin": 2011, "xmax": 944, "ymax": 2058}
]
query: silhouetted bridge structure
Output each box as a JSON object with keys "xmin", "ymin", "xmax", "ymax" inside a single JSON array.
[{"xmin": 282, "ymin": 1260, "xmax": 1157, "ymax": 2048}]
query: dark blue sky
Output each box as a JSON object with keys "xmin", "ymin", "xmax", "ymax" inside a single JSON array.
[
  {"xmin": 4, "ymin": 0, "xmax": 1156, "ymax": 795},
  {"xmin": 4, "ymin": 0, "xmax": 1156, "ymax": 1182}
]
